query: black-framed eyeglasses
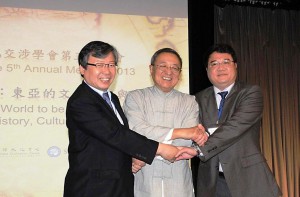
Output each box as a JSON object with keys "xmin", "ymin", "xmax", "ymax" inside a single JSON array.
[
  {"xmin": 154, "ymin": 64, "xmax": 181, "ymax": 73},
  {"xmin": 86, "ymin": 62, "xmax": 117, "ymax": 69},
  {"xmin": 208, "ymin": 59, "xmax": 235, "ymax": 68}
]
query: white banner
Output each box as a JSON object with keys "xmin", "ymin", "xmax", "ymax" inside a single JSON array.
[{"xmin": 0, "ymin": 7, "xmax": 188, "ymax": 196}]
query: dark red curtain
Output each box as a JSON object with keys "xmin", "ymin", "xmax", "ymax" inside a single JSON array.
[
  {"xmin": 214, "ymin": 5, "xmax": 299, "ymax": 197},
  {"xmin": 189, "ymin": 3, "xmax": 299, "ymax": 197}
]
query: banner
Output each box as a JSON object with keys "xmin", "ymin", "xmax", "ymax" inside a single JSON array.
[{"xmin": 0, "ymin": 7, "xmax": 188, "ymax": 196}]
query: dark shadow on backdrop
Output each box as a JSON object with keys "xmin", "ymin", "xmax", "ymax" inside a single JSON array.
[{"xmin": 188, "ymin": 0, "xmax": 214, "ymax": 194}]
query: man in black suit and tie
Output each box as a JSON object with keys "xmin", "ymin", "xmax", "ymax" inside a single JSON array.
[
  {"xmin": 176, "ymin": 44, "xmax": 281, "ymax": 197},
  {"xmin": 63, "ymin": 41, "xmax": 184, "ymax": 197}
]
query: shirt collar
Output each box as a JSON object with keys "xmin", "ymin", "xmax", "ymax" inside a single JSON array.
[
  {"xmin": 83, "ymin": 80, "xmax": 111, "ymax": 98},
  {"xmin": 213, "ymin": 83, "xmax": 235, "ymax": 96}
]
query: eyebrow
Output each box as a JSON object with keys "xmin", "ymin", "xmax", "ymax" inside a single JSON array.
[
  {"xmin": 93, "ymin": 61, "xmax": 116, "ymax": 64},
  {"xmin": 157, "ymin": 62, "xmax": 180, "ymax": 66},
  {"xmin": 209, "ymin": 58, "xmax": 231, "ymax": 63}
]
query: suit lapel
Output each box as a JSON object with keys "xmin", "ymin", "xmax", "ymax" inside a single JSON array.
[
  {"xmin": 81, "ymin": 82, "xmax": 120, "ymax": 120},
  {"xmin": 219, "ymin": 83, "xmax": 239, "ymax": 123},
  {"xmin": 81, "ymin": 82, "xmax": 129, "ymax": 127},
  {"xmin": 111, "ymin": 94, "xmax": 129, "ymax": 128},
  {"xmin": 203, "ymin": 88, "xmax": 219, "ymax": 125}
]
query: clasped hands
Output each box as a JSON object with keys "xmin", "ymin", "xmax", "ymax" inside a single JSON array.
[
  {"xmin": 132, "ymin": 124, "xmax": 208, "ymax": 173},
  {"xmin": 189, "ymin": 123, "xmax": 208, "ymax": 146}
]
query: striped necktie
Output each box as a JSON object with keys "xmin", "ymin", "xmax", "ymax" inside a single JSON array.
[{"xmin": 102, "ymin": 92, "xmax": 113, "ymax": 109}]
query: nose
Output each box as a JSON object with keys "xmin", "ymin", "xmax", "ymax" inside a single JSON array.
[
  {"xmin": 100, "ymin": 66, "xmax": 111, "ymax": 74},
  {"xmin": 217, "ymin": 63, "xmax": 227, "ymax": 70},
  {"xmin": 164, "ymin": 66, "xmax": 173, "ymax": 74}
]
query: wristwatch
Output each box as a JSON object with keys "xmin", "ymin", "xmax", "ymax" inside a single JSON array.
[{"xmin": 191, "ymin": 142, "xmax": 202, "ymax": 157}]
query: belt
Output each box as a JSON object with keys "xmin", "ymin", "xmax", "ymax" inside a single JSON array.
[{"xmin": 219, "ymin": 171, "xmax": 225, "ymax": 179}]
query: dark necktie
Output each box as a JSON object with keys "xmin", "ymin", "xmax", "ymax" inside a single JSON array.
[
  {"xmin": 217, "ymin": 91, "xmax": 228, "ymax": 120},
  {"xmin": 102, "ymin": 92, "xmax": 113, "ymax": 109}
]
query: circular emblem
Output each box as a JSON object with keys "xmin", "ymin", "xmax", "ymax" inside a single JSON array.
[{"xmin": 47, "ymin": 146, "xmax": 61, "ymax": 157}]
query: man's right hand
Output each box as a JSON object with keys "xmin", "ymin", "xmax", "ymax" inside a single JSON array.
[
  {"xmin": 175, "ymin": 146, "xmax": 198, "ymax": 161},
  {"xmin": 193, "ymin": 124, "xmax": 208, "ymax": 146},
  {"xmin": 156, "ymin": 143, "xmax": 179, "ymax": 162},
  {"xmin": 172, "ymin": 124, "xmax": 208, "ymax": 146}
]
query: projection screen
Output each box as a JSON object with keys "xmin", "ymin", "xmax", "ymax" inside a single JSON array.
[{"xmin": 0, "ymin": 0, "xmax": 188, "ymax": 196}]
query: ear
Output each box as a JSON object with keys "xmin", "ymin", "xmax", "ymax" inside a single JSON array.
[
  {"xmin": 79, "ymin": 65, "xmax": 85, "ymax": 75},
  {"xmin": 149, "ymin": 64, "xmax": 154, "ymax": 73}
]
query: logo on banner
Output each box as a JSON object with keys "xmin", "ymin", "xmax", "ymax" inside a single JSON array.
[{"xmin": 47, "ymin": 146, "xmax": 61, "ymax": 157}]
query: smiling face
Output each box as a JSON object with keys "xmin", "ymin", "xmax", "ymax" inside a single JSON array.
[
  {"xmin": 150, "ymin": 52, "xmax": 181, "ymax": 92},
  {"xmin": 207, "ymin": 52, "xmax": 237, "ymax": 90},
  {"xmin": 80, "ymin": 52, "xmax": 116, "ymax": 91}
]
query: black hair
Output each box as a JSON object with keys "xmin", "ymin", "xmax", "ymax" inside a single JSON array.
[
  {"xmin": 78, "ymin": 41, "xmax": 119, "ymax": 69},
  {"xmin": 203, "ymin": 44, "xmax": 237, "ymax": 68}
]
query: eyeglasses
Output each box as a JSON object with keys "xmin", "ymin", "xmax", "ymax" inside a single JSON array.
[
  {"xmin": 208, "ymin": 59, "xmax": 235, "ymax": 68},
  {"xmin": 86, "ymin": 62, "xmax": 117, "ymax": 69},
  {"xmin": 154, "ymin": 64, "xmax": 181, "ymax": 73}
]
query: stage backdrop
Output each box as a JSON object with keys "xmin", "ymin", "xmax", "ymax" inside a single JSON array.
[{"xmin": 0, "ymin": 2, "xmax": 188, "ymax": 196}]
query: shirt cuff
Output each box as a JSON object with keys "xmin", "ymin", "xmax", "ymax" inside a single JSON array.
[
  {"xmin": 155, "ymin": 129, "xmax": 174, "ymax": 161},
  {"xmin": 163, "ymin": 128, "xmax": 173, "ymax": 144}
]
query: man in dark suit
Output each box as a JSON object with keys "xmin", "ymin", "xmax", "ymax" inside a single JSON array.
[
  {"xmin": 63, "ymin": 41, "xmax": 182, "ymax": 197},
  {"xmin": 176, "ymin": 44, "xmax": 281, "ymax": 197}
]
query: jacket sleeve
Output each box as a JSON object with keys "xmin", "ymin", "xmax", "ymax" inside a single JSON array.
[
  {"xmin": 67, "ymin": 90, "xmax": 158, "ymax": 164},
  {"xmin": 198, "ymin": 85, "xmax": 263, "ymax": 161}
]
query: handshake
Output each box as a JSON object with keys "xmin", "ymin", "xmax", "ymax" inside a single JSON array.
[{"xmin": 132, "ymin": 124, "xmax": 208, "ymax": 173}]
